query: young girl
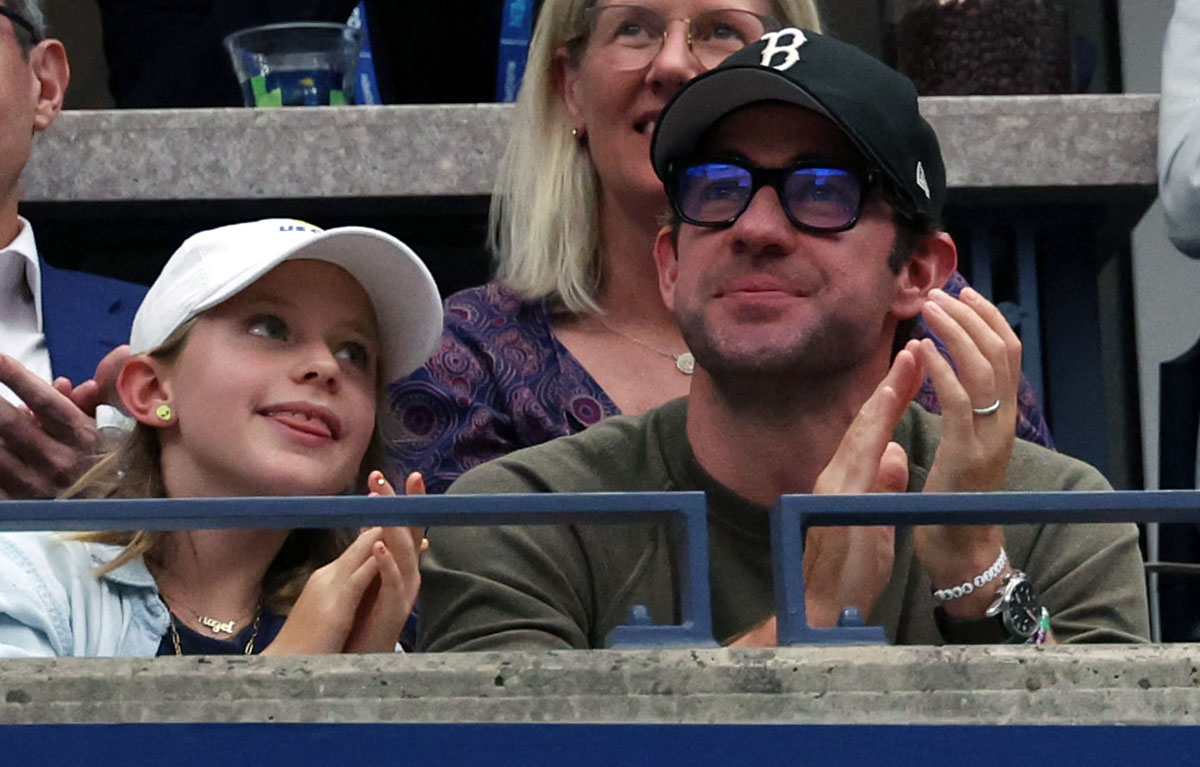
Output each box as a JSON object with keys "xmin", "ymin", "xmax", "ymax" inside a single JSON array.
[{"xmin": 0, "ymin": 218, "xmax": 443, "ymax": 657}]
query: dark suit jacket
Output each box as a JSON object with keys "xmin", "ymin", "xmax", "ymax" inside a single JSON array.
[{"xmin": 39, "ymin": 258, "xmax": 147, "ymax": 386}]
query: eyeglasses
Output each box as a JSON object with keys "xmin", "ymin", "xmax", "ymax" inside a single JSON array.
[
  {"xmin": 580, "ymin": 4, "xmax": 780, "ymax": 71},
  {"xmin": 668, "ymin": 159, "xmax": 878, "ymax": 232},
  {"xmin": 0, "ymin": 5, "xmax": 41, "ymax": 46}
]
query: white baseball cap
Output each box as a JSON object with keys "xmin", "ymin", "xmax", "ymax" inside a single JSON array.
[{"xmin": 130, "ymin": 219, "xmax": 444, "ymax": 383}]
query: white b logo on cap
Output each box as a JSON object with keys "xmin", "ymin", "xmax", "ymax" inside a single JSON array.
[
  {"xmin": 915, "ymin": 162, "xmax": 931, "ymax": 199},
  {"xmin": 758, "ymin": 28, "xmax": 808, "ymax": 71}
]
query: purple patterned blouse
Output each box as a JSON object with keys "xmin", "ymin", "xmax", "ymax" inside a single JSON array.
[{"xmin": 387, "ymin": 273, "xmax": 1053, "ymax": 494}]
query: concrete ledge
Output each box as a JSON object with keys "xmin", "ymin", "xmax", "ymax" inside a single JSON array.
[
  {"xmin": 21, "ymin": 95, "xmax": 1157, "ymax": 203},
  {"xmin": 925, "ymin": 94, "xmax": 1158, "ymax": 190},
  {"xmin": 2, "ymin": 644, "xmax": 1198, "ymax": 725}
]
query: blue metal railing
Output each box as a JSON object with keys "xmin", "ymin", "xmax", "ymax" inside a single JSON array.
[{"xmin": 1, "ymin": 489, "xmax": 1194, "ymax": 647}]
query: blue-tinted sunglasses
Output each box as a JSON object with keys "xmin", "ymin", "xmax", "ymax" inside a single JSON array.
[{"xmin": 668, "ymin": 159, "xmax": 879, "ymax": 233}]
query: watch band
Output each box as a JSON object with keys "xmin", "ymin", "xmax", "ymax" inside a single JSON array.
[
  {"xmin": 935, "ymin": 570, "xmax": 1049, "ymax": 644},
  {"xmin": 934, "ymin": 606, "xmax": 1013, "ymax": 644}
]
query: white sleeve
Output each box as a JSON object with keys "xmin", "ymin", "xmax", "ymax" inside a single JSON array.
[{"xmin": 1159, "ymin": 0, "xmax": 1200, "ymax": 257}]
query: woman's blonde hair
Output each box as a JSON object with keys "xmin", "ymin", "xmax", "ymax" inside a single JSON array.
[
  {"xmin": 68, "ymin": 319, "xmax": 380, "ymax": 612},
  {"xmin": 489, "ymin": 0, "xmax": 822, "ymax": 313}
]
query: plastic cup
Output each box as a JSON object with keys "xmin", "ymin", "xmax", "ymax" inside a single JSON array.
[{"xmin": 223, "ymin": 22, "xmax": 362, "ymax": 107}]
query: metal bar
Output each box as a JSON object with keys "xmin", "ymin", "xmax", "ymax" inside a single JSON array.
[
  {"xmin": 1015, "ymin": 221, "xmax": 1044, "ymax": 401},
  {"xmin": 0, "ymin": 492, "xmax": 715, "ymax": 649},
  {"xmin": 969, "ymin": 217, "xmax": 994, "ymax": 299},
  {"xmin": 8, "ymin": 490, "xmax": 1199, "ymax": 648},
  {"xmin": 0, "ymin": 492, "xmax": 702, "ymax": 531},
  {"xmin": 777, "ymin": 489, "xmax": 1200, "ymax": 525},
  {"xmin": 772, "ymin": 489, "xmax": 1200, "ymax": 645}
]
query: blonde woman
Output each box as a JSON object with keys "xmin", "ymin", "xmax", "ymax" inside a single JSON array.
[{"xmin": 388, "ymin": 0, "xmax": 1051, "ymax": 493}]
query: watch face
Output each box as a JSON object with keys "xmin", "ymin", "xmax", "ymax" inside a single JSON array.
[{"xmin": 1004, "ymin": 579, "xmax": 1041, "ymax": 638}]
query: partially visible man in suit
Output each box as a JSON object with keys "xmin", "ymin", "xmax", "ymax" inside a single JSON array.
[{"xmin": 0, "ymin": 0, "xmax": 144, "ymax": 498}]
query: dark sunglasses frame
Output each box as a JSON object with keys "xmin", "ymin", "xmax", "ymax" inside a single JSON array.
[
  {"xmin": 668, "ymin": 158, "xmax": 880, "ymax": 234},
  {"xmin": 0, "ymin": 5, "xmax": 41, "ymax": 45}
]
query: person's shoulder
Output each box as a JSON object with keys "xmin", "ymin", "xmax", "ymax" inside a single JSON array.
[
  {"xmin": 1005, "ymin": 437, "xmax": 1111, "ymax": 491},
  {"xmin": 0, "ymin": 534, "xmax": 107, "ymax": 612},
  {"xmin": 0, "ymin": 533, "xmax": 131, "ymax": 582},
  {"xmin": 443, "ymin": 282, "xmax": 543, "ymax": 324},
  {"xmin": 0, "ymin": 532, "xmax": 91, "ymax": 571},
  {"xmin": 436, "ymin": 282, "xmax": 554, "ymax": 357},
  {"xmin": 449, "ymin": 400, "xmax": 684, "ymax": 495}
]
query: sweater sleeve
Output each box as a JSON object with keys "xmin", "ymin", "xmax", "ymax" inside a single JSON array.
[
  {"xmin": 1024, "ymin": 521, "xmax": 1151, "ymax": 643},
  {"xmin": 416, "ymin": 461, "xmax": 598, "ymax": 651},
  {"xmin": 1007, "ymin": 446, "xmax": 1151, "ymax": 643}
]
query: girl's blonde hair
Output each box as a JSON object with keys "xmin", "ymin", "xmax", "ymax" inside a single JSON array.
[
  {"xmin": 68, "ymin": 319, "xmax": 379, "ymax": 611},
  {"xmin": 489, "ymin": 0, "xmax": 822, "ymax": 313}
]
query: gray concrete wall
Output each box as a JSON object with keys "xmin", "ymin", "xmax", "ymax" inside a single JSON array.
[
  {"xmin": 3, "ymin": 645, "xmax": 1199, "ymax": 725},
  {"xmin": 20, "ymin": 97, "xmax": 1157, "ymax": 202}
]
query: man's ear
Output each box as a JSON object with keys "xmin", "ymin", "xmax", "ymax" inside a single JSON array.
[
  {"xmin": 28, "ymin": 38, "xmax": 69, "ymax": 133},
  {"xmin": 891, "ymin": 230, "xmax": 958, "ymax": 319},
  {"xmin": 653, "ymin": 224, "xmax": 680, "ymax": 312},
  {"xmin": 116, "ymin": 356, "xmax": 174, "ymax": 428}
]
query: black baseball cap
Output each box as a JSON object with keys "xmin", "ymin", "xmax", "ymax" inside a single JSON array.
[{"xmin": 651, "ymin": 28, "xmax": 946, "ymax": 224}]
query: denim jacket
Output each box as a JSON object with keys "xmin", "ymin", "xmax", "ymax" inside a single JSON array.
[{"xmin": 0, "ymin": 532, "xmax": 169, "ymax": 657}]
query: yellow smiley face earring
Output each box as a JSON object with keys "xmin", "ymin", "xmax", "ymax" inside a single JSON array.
[{"xmin": 155, "ymin": 404, "xmax": 173, "ymax": 423}]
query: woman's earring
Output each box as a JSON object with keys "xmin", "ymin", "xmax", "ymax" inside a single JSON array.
[
  {"xmin": 155, "ymin": 404, "xmax": 173, "ymax": 422},
  {"xmin": 571, "ymin": 127, "xmax": 584, "ymax": 140}
]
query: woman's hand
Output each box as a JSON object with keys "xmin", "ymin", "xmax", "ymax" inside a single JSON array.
[{"xmin": 261, "ymin": 471, "xmax": 427, "ymax": 655}]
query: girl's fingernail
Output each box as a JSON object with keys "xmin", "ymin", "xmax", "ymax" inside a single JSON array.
[{"xmin": 961, "ymin": 287, "xmax": 979, "ymax": 300}]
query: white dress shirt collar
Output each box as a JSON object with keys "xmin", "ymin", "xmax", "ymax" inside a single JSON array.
[{"xmin": 1, "ymin": 216, "xmax": 44, "ymax": 332}]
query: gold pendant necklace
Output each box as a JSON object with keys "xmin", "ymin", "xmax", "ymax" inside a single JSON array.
[
  {"xmin": 168, "ymin": 605, "xmax": 263, "ymax": 656},
  {"xmin": 160, "ymin": 592, "xmax": 258, "ymax": 636},
  {"xmin": 594, "ymin": 316, "xmax": 695, "ymax": 374},
  {"xmin": 198, "ymin": 615, "xmax": 237, "ymax": 635}
]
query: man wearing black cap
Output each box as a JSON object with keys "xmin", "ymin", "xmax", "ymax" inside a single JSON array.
[{"xmin": 417, "ymin": 30, "xmax": 1149, "ymax": 649}]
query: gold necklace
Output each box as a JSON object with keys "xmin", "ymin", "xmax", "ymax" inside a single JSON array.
[
  {"xmin": 594, "ymin": 316, "xmax": 695, "ymax": 374},
  {"xmin": 168, "ymin": 606, "xmax": 263, "ymax": 656},
  {"xmin": 160, "ymin": 592, "xmax": 259, "ymax": 636}
]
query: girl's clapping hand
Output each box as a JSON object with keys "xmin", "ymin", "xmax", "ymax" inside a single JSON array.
[
  {"xmin": 261, "ymin": 471, "xmax": 426, "ymax": 655},
  {"xmin": 343, "ymin": 472, "xmax": 426, "ymax": 653}
]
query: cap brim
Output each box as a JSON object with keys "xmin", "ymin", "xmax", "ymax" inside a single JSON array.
[{"xmin": 652, "ymin": 66, "xmax": 830, "ymax": 179}]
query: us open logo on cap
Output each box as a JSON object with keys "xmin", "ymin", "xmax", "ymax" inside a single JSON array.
[
  {"xmin": 279, "ymin": 219, "xmax": 322, "ymax": 234},
  {"xmin": 915, "ymin": 162, "xmax": 931, "ymax": 200},
  {"xmin": 758, "ymin": 28, "xmax": 808, "ymax": 72}
]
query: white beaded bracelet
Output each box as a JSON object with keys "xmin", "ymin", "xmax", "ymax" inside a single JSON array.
[{"xmin": 931, "ymin": 548, "xmax": 1008, "ymax": 601}]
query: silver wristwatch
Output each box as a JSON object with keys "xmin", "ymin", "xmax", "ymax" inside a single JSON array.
[{"xmin": 984, "ymin": 570, "xmax": 1044, "ymax": 641}]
